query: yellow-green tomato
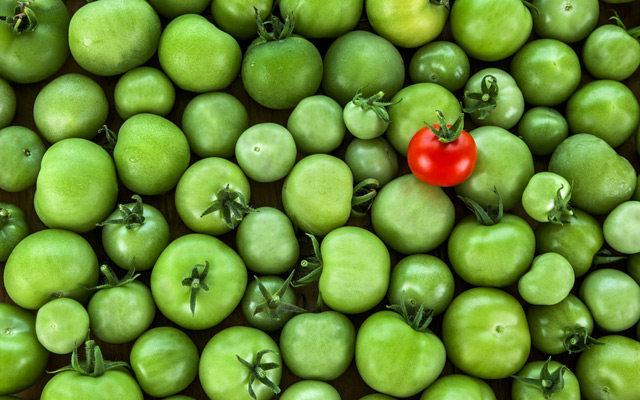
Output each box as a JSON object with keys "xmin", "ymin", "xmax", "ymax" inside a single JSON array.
[
  {"xmin": 280, "ymin": 380, "xmax": 341, "ymax": 400},
  {"xmin": 35, "ymin": 297, "xmax": 89, "ymax": 354},
  {"xmin": 603, "ymin": 201, "xmax": 640, "ymax": 254},
  {"xmin": 279, "ymin": 0, "xmax": 362, "ymax": 39},
  {"xmin": 420, "ymin": 374, "xmax": 496, "ymax": 400},
  {"xmin": 319, "ymin": 226, "xmax": 390, "ymax": 314},
  {"xmin": 518, "ymin": 253, "xmax": 575, "ymax": 306},
  {"xmin": 235, "ymin": 123, "xmax": 297, "ymax": 183},
  {"xmin": 114, "ymin": 66, "xmax": 175, "ymax": 120},
  {"xmin": 211, "ymin": 0, "xmax": 273, "ymax": 40},
  {"xmin": 287, "ymin": 95, "xmax": 346, "ymax": 154}
]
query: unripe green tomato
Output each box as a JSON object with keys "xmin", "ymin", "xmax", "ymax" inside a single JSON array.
[
  {"xmin": 603, "ymin": 201, "xmax": 640, "ymax": 254},
  {"xmin": 517, "ymin": 253, "xmax": 575, "ymax": 306},
  {"xmin": 35, "ymin": 297, "xmax": 89, "ymax": 354},
  {"xmin": 409, "ymin": 41, "xmax": 470, "ymax": 92},
  {"xmin": 114, "ymin": 66, "xmax": 175, "ymax": 120},
  {"xmin": 280, "ymin": 380, "xmax": 341, "ymax": 400},
  {"xmin": 235, "ymin": 123, "xmax": 297, "ymax": 183},
  {"xmin": 344, "ymin": 137, "xmax": 398, "ymax": 187},
  {"xmin": 287, "ymin": 95, "xmax": 346, "ymax": 154},
  {"xmin": 517, "ymin": 107, "xmax": 568, "ymax": 156},
  {"xmin": 0, "ymin": 126, "xmax": 45, "ymax": 192}
]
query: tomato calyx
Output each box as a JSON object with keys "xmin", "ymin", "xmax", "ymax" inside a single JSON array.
[
  {"xmin": 350, "ymin": 88, "xmax": 398, "ymax": 124},
  {"xmin": 0, "ymin": 0, "xmax": 37, "ymax": 35},
  {"xmin": 0, "ymin": 207, "xmax": 11, "ymax": 228},
  {"xmin": 201, "ymin": 184, "xmax": 256, "ymax": 229},
  {"xmin": 462, "ymin": 74, "xmax": 499, "ymax": 120},
  {"xmin": 254, "ymin": 7, "xmax": 294, "ymax": 41},
  {"xmin": 292, "ymin": 233, "xmax": 322, "ymax": 287},
  {"xmin": 97, "ymin": 194, "xmax": 146, "ymax": 229},
  {"xmin": 547, "ymin": 184, "xmax": 575, "ymax": 225},
  {"xmin": 236, "ymin": 349, "xmax": 282, "ymax": 400},
  {"xmin": 430, "ymin": 0, "xmax": 451, "ymax": 9},
  {"xmin": 458, "ymin": 187, "xmax": 504, "ymax": 226},
  {"xmin": 86, "ymin": 263, "xmax": 140, "ymax": 290},
  {"xmin": 512, "ymin": 357, "xmax": 567, "ymax": 399},
  {"xmin": 49, "ymin": 340, "xmax": 130, "ymax": 377},
  {"xmin": 592, "ymin": 248, "xmax": 627, "ymax": 267},
  {"xmin": 387, "ymin": 298, "xmax": 435, "ymax": 332},
  {"xmin": 562, "ymin": 326, "xmax": 605, "ymax": 354},
  {"xmin": 425, "ymin": 110, "xmax": 465, "ymax": 143},
  {"xmin": 98, "ymin": 124, "xmax": 117, "ymax": 151},
  {"xmin": 521, "ymin": 1, "xmax": 540, "ymax": 17},
  {"xmin": 181, "ymin": 260, "xmax": 211, "ymax": 315},
  {"xmin": 351, "ymin": 178, "xmax": 380, "ymax": 217},
  {"xmin": 610, "ymin": 10, "xmax": 640, "ymax": 39},
  {"xmin": 252, "ymin": 271, "xmax": 307, "ymax": 320}
]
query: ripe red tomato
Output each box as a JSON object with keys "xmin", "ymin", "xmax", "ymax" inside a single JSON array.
[{"xmin": 407, "ymin": 111, "xmax": 477, "ymax": 187}]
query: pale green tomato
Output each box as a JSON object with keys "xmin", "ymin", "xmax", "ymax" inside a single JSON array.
[
  {"xmin": 518, "ymin": 253, "xmax": 575, "ymax": 306},
  {"xmin": 35, "ymin": 298, "xmax": 89, "ymax": 354}
]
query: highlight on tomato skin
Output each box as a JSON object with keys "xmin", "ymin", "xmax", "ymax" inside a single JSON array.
[{"xmin": 406, "ymin": 111, "xmax": 478, "ymax": 188}]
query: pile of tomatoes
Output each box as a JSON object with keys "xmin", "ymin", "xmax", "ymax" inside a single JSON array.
[{"xmin": 1, "ymin": 0, "xmax": 640, "ymax": 399}]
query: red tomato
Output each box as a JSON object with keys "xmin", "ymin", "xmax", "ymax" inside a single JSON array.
[{"xmin": 407, "ymin": 111, "xmax": 477, "ymax": 187}]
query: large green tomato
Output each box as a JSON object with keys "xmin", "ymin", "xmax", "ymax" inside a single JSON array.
[
  {"xmin": 603, "ymin": 201, "xmax": 640, "ymax": 254},
  {"xmin": 450, "ymin": 0, "xmax": 532, "ymax": 61},
  {"xmin": 235, "ymin": 123, "xmax": 297, "ymax": 182},
  {"xmin": 68, "ymin": 0, "xmax": 160, "ymax": 76},
  {"xmin": 0, "ymin": 0, "xmax": 69, "ymax": 83},
  {"xmin": 3, "ymin": 229, "xmax": 99, "ymax": 309},
  {"xmin": 0, "ymin": 126, "xmax": 45, "ymax": 192},
  {"xmin": 385, "ymin": 82, "xmax": 461, "ymax": 156},
  {"xmin": 371, "ymin": 174, "xmax": 455, "ymax": 254},
  {"xmin": 175, "ymin": 157, "xmax": 252, "ymax": 236},
  {"xmin": 34, "ymin": 138, "xmax": 118, "ymax": 233},
  {"xmin": 0, "ymin": 303, "xmax": 49, "ymax": 396},
  {"xmin": 322, "ymin": 30, "xmax": 405, "ymax": 106},
  {"xmin": 280, "ymin": 0, "xmax": 362, "ymax": 38},
  {"xmin": 442, "ymin": 288, "xmax": 530, "ymax": 379},
  {"xmin": 420, "ymin": 374, "xmax": 496, "ymax": 400},
  {"xmin": 530, "ymin": 0, "xmax": 599, "ymax": 43},
  {"xmin": 365, "ymin": 0, "xmax": 448, "ymax": 48},
  {"xmin": 356, "ymin": 310, "xmax": 446, "ymax": 397},
  {"xmin": 114, "ymin": 113, "xmax": 190, "ymax": 196},
  {"xmin": 282, "ymin": 154, "xmax": 353, "ymax": 236},
  {"xmin": 318, "ymin": 226, "xmax": 391, "ymax": 314},
  {"xmin": 455, "ymin": 126, "xmax": 534, "ymax": 211},
  {"xmin": 576, "ymin": 335, "xmax": 640, "ymax": 400},
  {"xmin": 583, "ymin": 23, "xmax": 640, "ymax": 81},
  {"xmin": 549, "ymin": 133, "xmax": 636, "ymax": 215},
  {"xmin": 159, "ymin": 14, "xmax": 241, "ymax": 92},
  {"xmin": 280, "ymin": 311, "xmax": 355, "ymax": 381},
  {"xmin": 151, "ymin": 234, "xmax": 247, "ymax": 330},
  {"xmin": 0, "ymin": 77, "xmax": 15, "ymax": 128},
  {"xmin": 280, "ymin": 381, "xmax": 341, "ymax": 400},
  {"xmin": 199, "ymin": 326, "xmax": 282, "ymax": 400}
]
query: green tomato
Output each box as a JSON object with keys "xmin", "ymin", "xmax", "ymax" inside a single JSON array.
[
  {"xmin": 521, "ymin": 171, "xmax": 573, "ymax": 223},
  {"xmin": 151, "ymin": 234, "xmax": 247, "ymax": 330},
  {"xmin": 241, "ymin": 275, "xmax": 300, "ymax": 332},
  {"xmin": 199, "ymin": 326, "xmax": 282, "ymax": 400},
  {"xmin": 322, "ymin": 30, "xmax": 405, "ymax": 106},
  {"xmin": 512, "ymin": 360, "xmax": 580, "ymax": 400},
  {"xmin": 280, "ymin": 380, "xmax": 341, "ymax": 400},
  {"xmin": 356, "ymin": 310, "xmax": 446, "ymax": 397},
  {"xmin": 530, "ymin": 0, "xmax": 599, "ymax": 43},
  {"xmin": 114, "ymin": 113, "xmax": 190, "ymax": 196},
  {"xmin": 114, "ymin": 66, "xmax": 175, "ymax": 120},
  {"xmin": 344, "ymin": 137, "xmax": 398, "ymax": 187},
  {"xmin": 371, "ymin": 174, "xmax": 455, "ymax": 254},
  {"xmin": 0, "ymin": 203, "xmax": 29, "ymax": 262},
  {"xmin": 388, "ymin": 254, "xmax": 455, "ymax": 316},
  {"xmin": 4, "ymin": 229, "xmax": 99, "ymax": 310},
  {"xmin": 175, "ymin": 157, "xmax": 252, "ymax": 236},
  {"xmin": 0, "ymin": 303, "xmax": 49, "ymax": 396},
  {"xmin": 210, "ymin": 0, "xmax": 273, "ymax": 41},
  {"xmin": 0, "ymin": 77, "xmax": 15, "ymax": 128},
  {"xmin": 526, "ymin": 294, "xmax": 595, "ymax": 355},
  {"xmin": 603, "ymin": 201, "xmax": 640, "ymax": 254},
  {"xmin": 0, "ymin": 0, "xmax": 69, "ymax": 83},
  {"xmin": 579, "ymin": 268, "xmax": 640, "ymax": 332},
  {"xmin": 463, "ymin": 68, "xmax": 524, "ymax": 130},
  {"xmin": 35, "ymin": 297, "xmax": 89, "ymax": 354},
  {"xmin": 68, "ymin": 0, "xmax": 160, "ymax": 76},
  {"xmin": 159, "ymin": 14, "xmax": 241, "ymax": 92},
  {"xmin": 236, "ymin": 207, "xmax": 299, "ymax": 275},
  {"xmin": 518, "ymin": 253, "xmax": 575, "ymax": 305},
  {"xmin": 282, "ymin": 154, "xmax": 353, "ymax": 236},
  {"xmin": 583, "ymin": 24, "xmax": 640, "ymax": 81},
  {"xmin": 88, "ymin": 279, "xmax": 156, "ymax": 344},
  {"xmin": 385, "ymin": 82, "xmax": 461, "ymax": 156},
  {"xmin": 549, "ymin": 133, "xmax": 636, "ymax": 215},
  {"xmin": 235, "ymin": 123, "xmax": 297, "ymax": 183},
  {"xmin": 566, "ymin": 80, "xmax": 640, "ymax": 148},
  {"xmin": 280, "ymin": 311, "xmax": 355, "ymax": 381},
  {"xmin": 182, "ymin": 92, "xmax": 249, "ymax": 158},
  {"xmin": 342, "ymin": 95, "xmax": 390, "ymax": 140},
  {"xmin": 420, "ymin": 374, "xmax": 496, "ymax": 400},
  {"xmin": 0, "ymin": 126, "xmax": 45, "ymax": 192},
  {"xmin": 455, "ymin": 126, "xmax": 534, "ymax": 211},
  {"xmin": 148, "ymin": 0, "xmax": 211, "ymax": 19},
  {"xmin": 130, "ymin": 327, "xmax": 199, "ymax": 398},
  {"xmin": 286, "ymin": 95, "xmax": 346, "ymax": 154},
  {"xmin": 279, "ymin": 0, "xmax": 362, "ymax": 38},
  {"xmin": 442, "ymin": 288, "xmax": 530, "ymax": 379},
  {"xmin": 318, "ymin": 226, "xmax": 390, "ymax": 314},
  {"xmin": 34, "ymin": 138, "xmax": 118, "ymax": 233},
  {"xmin": 33, "ymin": 73, "xmax": 108, "ymax": 143},
  {"xmin": 409, "ymin": 41, "xmax": 470, "ymax": 92},
  {"xmin": 510, "ymin": 38, "xmax": 581, "ymax": 106},
  {"xmin": 517, "ymin": 107, "xmax": 568, "ymax": 156},
  {"xmin": 451, "ymin": 0, "xmax": 532, "ymax": 61},
  {"xmin": 575, "ymin": 335, "xmax": 640, "ymax": 400}
]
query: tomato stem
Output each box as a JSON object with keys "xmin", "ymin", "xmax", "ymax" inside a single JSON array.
[
  {"xmin": 236, "ymin": 349, "xmax": 281, "ymax": 400},
  {"xmin": 511, "ymin": 357, "xmax": 567, "ymax": 399},
  {"xmin": 458, "ymin": 187, "xmax": 503, "ymax": 226},
  {"xmin": 86, "ymin": 263, "xmax": 141, "ymax": 290},
  {"xmin": 387, "ymin": 296, "xmax": 434, "ymax": 332},
  {"xmin": 462, "ymin": 74, "xmax": 499, "ymax": 120},
  {"xmin": 201, "ymin": 185, "xmax": 256, "ymax": 229},
  {"xmin": 563, "ymin": 326, "xmax": 604, "ymax": 354},
  {"xmin": 350, "ymin": 88, "xmax": 399, "ymax": 123},
  {"xmin": 49, "ymin": 340, "xmax": 131, "ymax": 377},
  {"xmin": 292, "ymin": 234, "xmax": 323, "ymax": 287},
  {"xmin": 423, "ymin": 110, "xmax": 465, "ymax": 143},
  {"xmin": 96, "ymin": 194, "xmax": 146, "ymax": 229},
  {"xmin": 351, "ymin": 178, "xmax": 380, "ymax": 217},
  {"xmin": 252, "ymin": 271, "xmax": 307, "ymax": 319},
  {"xmin": 0, "ymin": 0, "xmax": 37, "ymax": 35},
  {"xmin": 254, "ymin": 7, "xmax": 295, "ymax": 41},
  {"xmin": 181, "ymin": 261, "xmax": 211, "ymax": 316}
]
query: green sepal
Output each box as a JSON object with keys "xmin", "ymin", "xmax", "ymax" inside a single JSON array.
[
  {"xmin": 181, "ymin": 260, "xmax": 211, "ymax": 316},
  {"xmin": 86, "ymin": 263, "xmax": 140, "ymax": 290},
  {"xmin": 512, "ymin": 357, "xmax": 567, "ymax": 399},
  {"xmin": 236, "ymin": 349, "xmax": 281, "ymax": 400},
  {"xmin": 351, "ymin": 178, "xmax": 380, "ymax": 217},
  {"xmin": 387, "ymin": 295, "xmax": 434, "ymax": 332},
  {"xmin": 0, "ymin": 207, "xmax": 12, "ymax": 228},
  {"xmin": 463, "ymin": 74, "xmax": 499, "ymax": 120},
  {"xmin": 292, "ymin": 234, "xmax": 322, "ymax": 287},
  {"xmin": 430, "ymin": 0, "xmax": 450, "ymax": 8},
  {"xmin": 563, "ymin": 326, "xmax": 605, "ymax": 354},
  {"xmin": 48, "ymin": 340, "xmax": 130, "ymax": 377},
  {"xmin": 424, "ymin": 110, "xmax": 465, "ymax": 143},
  {"xmin": 0, "ymin": 1, "xmax": 38, "ymax": 35},
  {"xmin": 350, "ymin": 87, "xmax": 400, "ymax": 123},
  {"xmin": 610, "ymin": 10, "xmax": 640, "ymax": 39},
  {"xmin": 254, "ymin": 6, "xmax": 294, "ymax": 41},
  {"xmin": 521, "ymin": 0, "xmax": 540, "ymax": 16},
  {"xmin": 592, "ymin": 248, "xmax": 627, "ymax": 267},
  {"xmin": 458, "ymin": 187, "xmax": 503, "ymax": 226},
  {"xmin": 201, "ymin": 184, "xmax": 256, "ymax": 229},
  {"xmin": 252, "ymin": 270, "xmax": 307, "ymax": 319},
  {"xmin": 96, "ymin": 194, "xmax": 146, "ymax": 229},
  {"xmin": 98, "ymin": 124, "xmax": 117, "ymax": 151},
  {"xmin": 547, "ymin": 184, "xmax": 575, "ymax": 225}
]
